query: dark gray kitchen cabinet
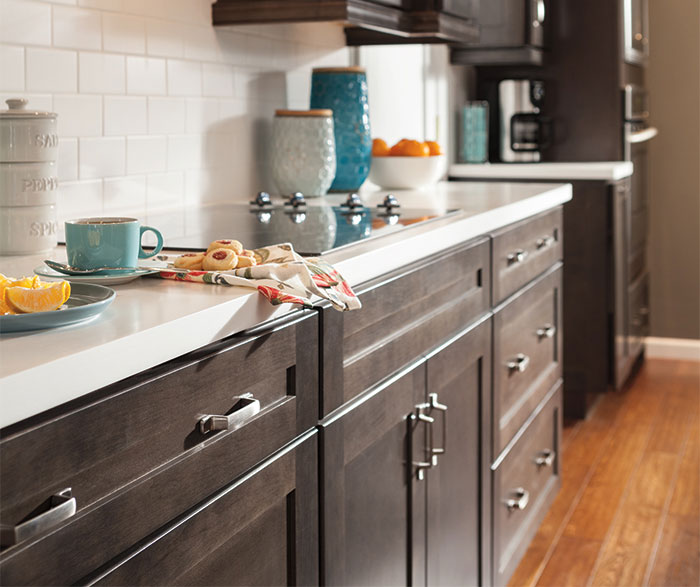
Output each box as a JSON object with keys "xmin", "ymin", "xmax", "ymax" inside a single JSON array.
[
  {"xmin": 450, "ymin": 0, "xmax": 549, "ymax": 66},
  {"xmin": 212, "ymin": 0, "xmax": 479, "ymax": 45},
  {"xmin": 0, "ymin": 310, "xmax": 318, "ymax": 586},
  {"xmin": 319, "ymin": 318, "xmax": 491, "ymax": 586}
]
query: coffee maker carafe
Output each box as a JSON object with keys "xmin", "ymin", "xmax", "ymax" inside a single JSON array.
[{"xmin": 499, "ymin": 79, "xmax": 549, "ymax": 162}]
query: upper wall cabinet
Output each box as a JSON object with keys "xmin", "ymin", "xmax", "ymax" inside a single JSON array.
[
  {"xmin": 450, "ymin": 0, "xmax": 549, "ymax": 66},
  {"xmin": 211, "ymin": 0, "xmax": 479, "ymax": 45}
]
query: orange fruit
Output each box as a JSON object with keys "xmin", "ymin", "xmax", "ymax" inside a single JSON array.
[
  {"xmin": 390, "ymin": 138, "xmax": 410, "ymax": 156},
  {"xmin": 4, "ymin": 280, "xmax": 71, "ymax": 314},
  {"xmin": 401, "ymin": 140, "xmax": 430, "ymax": 157},
  {"xmin": 372, "ymin": 138, "xmax": 391, "ymax": 157},
  {"xmin": 425, "ymin": 140, "xmax": 442, "ymax": 156}
]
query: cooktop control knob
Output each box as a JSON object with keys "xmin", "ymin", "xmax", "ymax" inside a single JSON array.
[
  {"xmin": 284, "ymin": 192, "xmax": 306, "ymax": 208},
  {"xmin": 251, "ymin": 191, "xmax": 272, "ymax": 207},
  {"xmin": 342, "ymin": 193, "xmax": 364, "ymax": 210},
  {"xmin": 377, "ymin": 193, "xmax": 400, "ymax": 212}
]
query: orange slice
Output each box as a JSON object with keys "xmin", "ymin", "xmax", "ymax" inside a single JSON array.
[
  {"xmin": 425, "ymin": 140, "xmax": 442, "ymax": 156},
  {"xmin": 4, "ymin": 281, "xmax": 71, "ymax": 314},
  {"xmin": 372, "ymin": 138, "xmax": 391, "ymax": 157}
]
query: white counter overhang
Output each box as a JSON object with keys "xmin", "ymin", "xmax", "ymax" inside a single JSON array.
[{"xmin": 449, "ymin": 162, "xmax": 633, "ymax": 181}]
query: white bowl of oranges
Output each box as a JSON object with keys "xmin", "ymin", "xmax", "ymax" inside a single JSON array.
[{"xmin": 368, "ymin": 138, "xmax": 446, "ymax": 189}]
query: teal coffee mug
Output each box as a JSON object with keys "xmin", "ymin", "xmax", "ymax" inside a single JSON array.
[{"xmin": 65, "ymin": 217, "xmax": 163, "ymax": 270}]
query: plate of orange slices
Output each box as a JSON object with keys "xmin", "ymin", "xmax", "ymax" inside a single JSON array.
[{"xmin": 0, "ymin": 274, "xmax": 115, "ymax": 333}]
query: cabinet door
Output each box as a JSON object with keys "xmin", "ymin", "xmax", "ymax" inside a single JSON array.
[
  {"xmin": 425, "ymin": 319, "xmax": 491, "ymax": 587},
  {"xmin": 320, "ymin": 365, "xmax": 427, "ymax": 586},
  {"xmin": 87, "ymin": 431, "xmax": 318, "ymax": 587}
]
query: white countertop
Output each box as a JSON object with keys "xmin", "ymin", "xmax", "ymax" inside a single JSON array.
[
  {"xmin": 450, "ymin": 161, "xmax": 633, "ymax": 181},
  {"xmin": 0, "ymin": 181, "xmax": 571, "ymax": 428}
]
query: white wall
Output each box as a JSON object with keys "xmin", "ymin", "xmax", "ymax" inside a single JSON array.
[{"xmin": 0, "ymin": 0, "xmax": 353, "ymax": 230}]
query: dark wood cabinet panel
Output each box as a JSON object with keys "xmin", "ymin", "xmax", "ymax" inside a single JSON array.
[{"xmin": 88, "ymin": 431, "xmax": 318, "ymax": 587}]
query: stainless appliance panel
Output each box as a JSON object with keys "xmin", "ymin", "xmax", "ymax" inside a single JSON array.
[{"xmin": 623, "ymin": 0, "xmax": 649, "ymax": 65}]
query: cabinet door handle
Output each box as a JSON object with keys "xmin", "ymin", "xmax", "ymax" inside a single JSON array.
[
  {"xmin": 535, "ymin": 449, "xmax": 555, "ymax": 468},
  {"xmin": 410, "ymin": 409, "xmax": 435, "ymax": 482},
  {"xmin": 505, "ymin": 488, "xmax": 530, "ymax": 511},
  {"xmin": 507, "ymin": 353, "xmax": 530, "ymax": 373},
  {"xmin": 536, "ymin": 235, "xmax": 555, "ymax": 249},
  {"xmin": 507, "ymin": 249, "xmax": 528, "ymax": 265},
  {"xmin": 0, "ymin": 488, "xmax": 76, "ymax": 547},
  {"xmin": 199, "ymin": 393, "xmax": 261, "ymax": 434},
  {"xmin": 536, "ymin": 324, "xmax": 556, "ymax": 339},
  {"xmin": 428, "ymin": 392, "xmax": 448, "ymax": 465}
]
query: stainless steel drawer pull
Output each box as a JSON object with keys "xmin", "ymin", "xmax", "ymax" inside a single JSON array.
[
  {"xmin": 536, "ymin": 324, "xmax": 556, "ymax": 339},
  {"xmin": 505, "ymin": 488, "xmax": 530, "ymax": 511},
  {"xmin": 507, "ymin": 249, "xmax": 528, "ymax": 265},
  {"xmin": 507, "ymin": 354, "xmax": 530, "ymax": 373},
  {"xmin": 0, "ymin": 488, "xmax": 76, "ymax": 547},
  {"xmin": 199, "ymin": 393, "xmax": 261, "ymax": 434},
  {"xmin": 410, "ymin": 407, "xmax": 435, "ymax": 481},
  {"xmin": 535, "ymin": 449, "xmax": 555, "ymax": 468},
  {"xmin": 536, "ymin": 235, "xmax": 555, "ymax": 249},
  {"xmin": 428, "ymin": 392, "xmax": 448, "ymax": 465}
]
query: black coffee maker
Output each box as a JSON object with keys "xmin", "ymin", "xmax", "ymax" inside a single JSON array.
[{"xmin": 498, "ymin": 79, "xmax": 551, "ymax": 162}]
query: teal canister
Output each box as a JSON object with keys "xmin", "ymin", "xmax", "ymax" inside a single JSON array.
[
  {"xmin": 310, "ymin": 67, "xmax": 371, "ymax": 192},
  {"xmin": 270, "ymin": 109, "xmax": 336, "ymax": 197}
]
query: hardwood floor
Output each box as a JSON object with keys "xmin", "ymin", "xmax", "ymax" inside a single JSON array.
[{"xmin": 509, "ymin": 358, "xmax": 700, "ymax": 587}]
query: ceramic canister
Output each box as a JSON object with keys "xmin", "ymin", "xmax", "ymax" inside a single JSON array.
[
  {"xmin": 270, "ymin": 109, "xmax": 336, "ymax": 197},
  {"xmin": 0, "ymin": 98, "xmax": 58, "ymax": 163},
  {"xmin": 310, "ymin": 67, "xmax": 371, "ymax": 192}
]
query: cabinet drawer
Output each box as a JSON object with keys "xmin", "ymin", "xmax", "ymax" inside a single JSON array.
[
  {"xmin": 493, "ymin": 381, "xmax": 562, "ymax": 586},
  {"xmin": 321, "ymin": 238, "xmax": 490, "ymax": 415},
  {"xmin": 492, "ymin": 207, "xmax": 563, "ymax": 304},
  {"xmin": 493, "ymin": 265, "xmax": 562, "ymax": 456},
  {"xmin": 0, "ymin": 311, "xmax": 318, "ymax": 586}
]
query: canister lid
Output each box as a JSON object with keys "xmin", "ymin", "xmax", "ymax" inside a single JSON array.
[
  {"xmin": 312, "ymin": 66, "xmax": 365, "ymax": 74},
  {"xmin": 0, "ymin": 98, "xmax": 57, "ymax": 119},
  {"xmin": 275, "ymin": 109, "xmax": 333, "ymax": 117}
]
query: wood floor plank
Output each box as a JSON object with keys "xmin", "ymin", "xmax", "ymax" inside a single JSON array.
[
  {"xmin": 668, "ymin": 416, "xmax": 700, "ymax": 517},
  {"xmin": 534, "ymin": 536, "xmax": 601, "ymax": 587},
  {"xmin": 647, "ymin": 513, "xmax": 700, "ymax": 587}
]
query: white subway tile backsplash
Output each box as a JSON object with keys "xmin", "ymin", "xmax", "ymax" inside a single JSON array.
[
  {"xmin": 0, "ymin": 0, "xmax": 51, "ymax": 46},
  {"xmin": 184, "ymin": 25, "xmax": 219, "ymax": 63},
  {"xmin": 79, "ymin": 0, "xmax": 123, "ymax": 11},
  {"xmin": 126, "ymin": 56, "xmax": 166, "ymax": 95},
  {"xmin": 54, "ymin": 94, "xmax": 102, "ymax": 136},
  {"xmin": 26, "ymin": 48, "xmax": 78, "ymax": 93},
  {"xmin": 79, "ymin": 136, "xmax": 125, "ymax": 178},
  {"xmin": 103, "ymin": 175, "xmax": 147, "ymax": 215},
  {"xmin": 0, "ymin": 93, "xmax": 53, "ymax": 111},
  {"xmin": 104, "ymin": 95, "xmax": 147, "ymax": 135},
  {"xmin": 57, "ymin": 137, "xmax": 78, "ymax": 182},
  {"xmin": 167, "ymin": 134, "xmax": 203, "ymax": 171},
  {"xmin": 122, "ymin": 0, "xmax": 167, "ymax": 18},
  {"xmin": 79, "ymin": 52, "xmax": 126, "ymax": 94},
  {"xmin": 167, "ymin": 59, "xmax": 202, "ymax": 96},
  {"xmin": 0, "ymin": 45, "xmax": 24, "ymax": 91},
  {"xmin": 45, "ymin": 0, "xmax": 78, "ymax": 5},
  {"xmin": 148, "ymin": 97, "xmax": 185, "ymax": 134},
  {"xmin": 103, "ymin": 12, "xmax": 145, "ymax": 54},
  {"xmin": 185, "ymin": 98, "xmax": 220, "ymax": 134},
  {"xmin": 202, "ymin": 63, "xmax": 234, "ymax": 97},
  {"xmin": 147, "ymin": 172, "xmax": 184, "ymax": 209},
  {"xmin": 126, "ymin": 135, "xmax": 167, "ymax": 174},
  {"xmin": 146, "ymin": 19, "xmax": 184, "ymax": 58},
  {"xmin": 53, "ymin": 5, "xmax": 102, "ymax": 50},
  {"xmin": 56, "ymin": 179, "xmax": 103, "ymax": 223}
]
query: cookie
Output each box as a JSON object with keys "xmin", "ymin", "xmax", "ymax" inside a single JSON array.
[
  {"xmin": 202, "ymin": 248, "xmax": 238, "ymax": 271},
  {"xmin": 206, "ymin": 239, "xmax": 243, "ymax": 255},
  {"xmin": 235, "ymin": 255, "xmax": 257, "ymax": 269},
  {"xmin": 173, "ymin": 252, "xmax": 205, "ymax": 270}
]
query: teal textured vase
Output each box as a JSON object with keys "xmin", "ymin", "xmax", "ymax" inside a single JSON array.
[{"xmin": 310, "ymin": 67, "xmax": 371, "ymax": 192}]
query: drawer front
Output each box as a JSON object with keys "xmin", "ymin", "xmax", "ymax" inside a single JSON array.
[
  {"xmin": 0, "ymin": 311, "xmax": 318, "ymax": 586},
  {"xmin": 321, "ymin": 238, "xmax": 490, "ymax": 415},
  {"xmin": 492, "ymin": 207, "xmax": 563, "ymax": 304},
  {"xmin": 493, "ymin": 381, "xmax": 562, "ymax": 587},
  {"xmin": 493, "ymin": 265, "xmax": 562, "ymax": 456}
]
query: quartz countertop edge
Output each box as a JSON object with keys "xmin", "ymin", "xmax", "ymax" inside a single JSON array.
[
  {"xmin": 449, "ymin": 161, "xmax": 633, "ymax": 181},
  {"xmin": 0, "ymin": 181, "xmax": 572, "ymax": 429}
]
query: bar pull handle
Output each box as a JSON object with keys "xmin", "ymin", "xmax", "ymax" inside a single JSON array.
[
  {"xmin": 536, "ymin": 324, "xmax": 556, "ymax": 339},
  {"xmin": 0, "ymin": 488, "xmax": 76, "ymax": 547},
  {"xmin": 410, "ymin": 409, "xmax": 435, "ymax": 482},
  {"xmin": 507, "ymin": 249, "xmax": 528, "ymax": 265},
  {"xmin": 536, "ymin": 235, "xmax": 555, "ymax": 249},
  {"xmin": 535, "ymin": 449, "xmax": 555, "ymax": 468},
  {"xmin": 507, "ymin": 353, "xmax": 530, "ymax": 373},
  {"xmin": 505, "ymin": 488, "xmax": 530, "ymax": 511},
  {"xmin": 428, "ymin": 392, "xmax": 448, "ymax": 465},
  {"xmin": 199, "ymin": 393, "xmax": 260, "ymax": 434}
]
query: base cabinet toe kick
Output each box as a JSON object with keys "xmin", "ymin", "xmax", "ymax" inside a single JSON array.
[{"xmin": 1, "ymin": 206, "xmax": 564, "ymax": 586}]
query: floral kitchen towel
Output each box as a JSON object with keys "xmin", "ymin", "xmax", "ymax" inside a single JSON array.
[{"xmin": 151, "ymin": 243, "xmax": 361, "ymax": 312}]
